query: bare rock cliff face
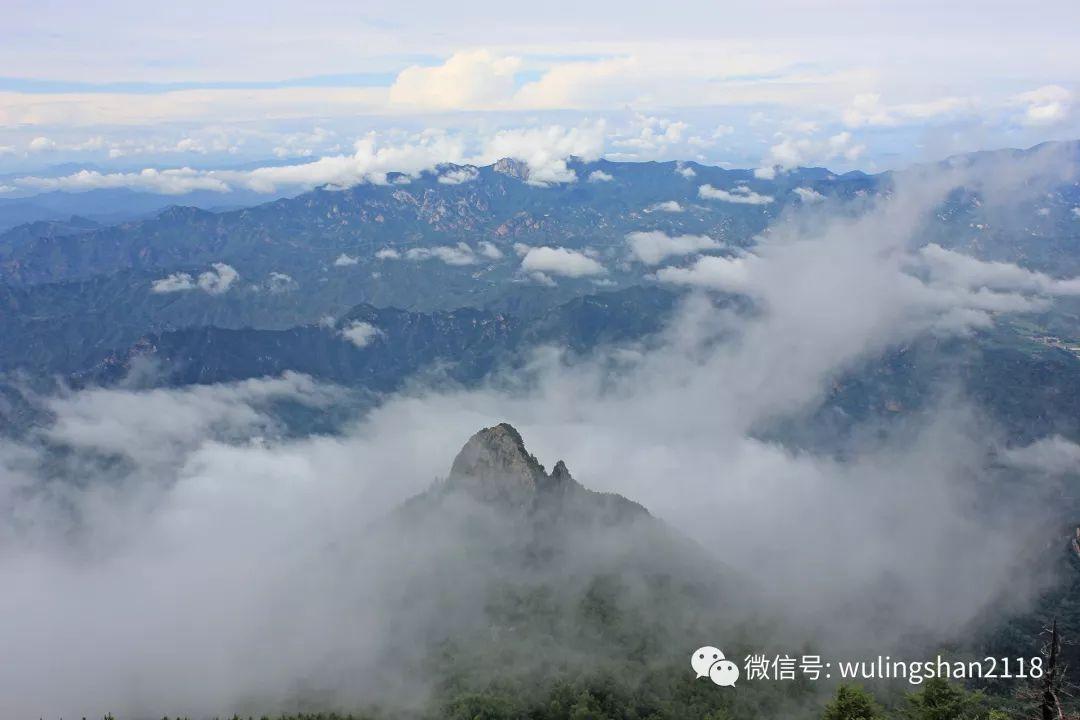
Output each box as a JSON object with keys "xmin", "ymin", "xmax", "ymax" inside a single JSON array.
[{"xmin": 443, "ymin": 422, "xmax": 648, "ymax": 526}]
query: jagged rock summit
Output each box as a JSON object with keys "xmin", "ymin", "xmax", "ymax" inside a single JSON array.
[
  {"xmin": 492, "ymin": 157, "xmax": 531, "ymax": 181},
  {"xmin": 442, "ymin": 422, "xmax": 648, "ymax": 525},
  {"xmin": 447, "ymin": 423, "xmax": 572, "ymax": 506}
]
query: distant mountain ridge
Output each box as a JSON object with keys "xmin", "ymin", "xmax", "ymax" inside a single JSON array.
[{"xmin": 0, "ymin": 155, "xmax": 874, "ymax": 287}]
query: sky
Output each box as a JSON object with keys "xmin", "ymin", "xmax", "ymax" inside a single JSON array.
[{"xmin": 0, "ymin": 0, "xmax": 1078, "ymax": 193}]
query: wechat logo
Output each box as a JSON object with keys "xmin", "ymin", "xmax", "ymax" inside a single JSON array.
[{"xmin": 692, "ymin": 646, "xmax": 740, "ymax": 687}]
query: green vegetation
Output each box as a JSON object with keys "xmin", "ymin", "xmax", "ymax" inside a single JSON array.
[
  {"xmin": 822, "ymin": 685, "xmax": 886, "ymax": 720},
  {"xmin": 92, "ymin": 675, "xmax": 1031, "ymax": 720}
]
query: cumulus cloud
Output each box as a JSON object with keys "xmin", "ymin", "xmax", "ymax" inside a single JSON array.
[
  {"xmin": 388, "ymin": 50, "xmax": 521, "ymax": 110},
  {"xmin": 655, "ymin": 254, "xmax": 754, "ymax": 293},
  {"xmin": 404, "ymin": 244, "xmax": 478, "ymax": 266},
  {"xmin": 698, "ymin": 184, "xmax": 774, "ymax": 204},
  {"xmin": 152, "ymin": 263, "xmax": 238, "ymax": 294},
  {"xmin": 264, "ymin": 271, "xmax": 297, "ymax": 293},
  {"xmin": 11, "ymin": 124, "xmax": 605, "ymax": 195},
  {"xmin": 476, "ymin": 241, "xmax": 504, "ymax": 260},
  {"xmin": 520, "ymin": 246, "xmax": 605, "ymax": 277},
  {"xmin": 625, "ymin": 231, "xmax": 721, "ymax": 265},
  {"xmin": 514, "ymin": 56, "xmax": 639, "ymax": 109},
  {"xmin": 793, "ymin": 187, "xmax": 825, "ymax": 203},
  {"xmin": 480, "ymin": 122, "xmax": 605, "ymax": 185},
  {"xmin": 587, "ymin": 170, "xmax": 613, "ymax": 183},
  {"xmin": 151, "ymin": 272, "xmax": 198, "ymax": 293},
  {"xmin": 675, "ymin": 163, "xmax": 696, "ymax": 178},
  {"xmin": 647, "ymin": 200, "xmax": 683, "ymax": 213},
  {"xmin": 1012, "ymin": 85, "xmax": 1072, "ymax": 125},
  {"xmin": 340, "ymin": 321, "xmax": 382, "ymax": 348},
  {"xmin": 333, "ymin": 253, "xmax": 360, "ymax": 267},
  {"xmin": 398, "ymin": 242, "xmax": 507, "ymax": 266},
  {"xmin": 438, "ymin": 166, "xmax": 479, "ymax": 185},
  {"xmin": 197, "ymin": 263, "xmax": 239, "ymax": 294},
  {"xmin": 611, "ymin": 114, "xmax": 689, "ymax": 154},
  {"xmin": 27, "ymin": 136, "xmax": 58, "ymax": 152},
  {"xmin": 756, "ymin": 131, "xmax": 865, "ymax": 177}
]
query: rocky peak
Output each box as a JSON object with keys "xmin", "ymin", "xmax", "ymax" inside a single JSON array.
[
  {"xmin": 446, "ymin": 423, "xmax": 579, "ymax": 507},
  {"xmin": 492, "ymin": 157, "xmax": 531, "ymax": 181}
]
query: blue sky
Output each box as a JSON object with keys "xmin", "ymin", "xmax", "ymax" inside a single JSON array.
[{"xmin": 1, "ymin": 0, "xmax": 1077, "ymax": 195}]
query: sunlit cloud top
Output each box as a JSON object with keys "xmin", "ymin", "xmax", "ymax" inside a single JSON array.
[{"xmin": 1, "ymin": 0, "xmax": 1077, "ymax": 182}]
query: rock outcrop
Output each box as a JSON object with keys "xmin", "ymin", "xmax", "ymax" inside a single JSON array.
[
  {"xmin": 492, "ymin": 157, "xmax": 531, "ymax": 181},
  {"xmin": 441, "ymin": 422, "xmax": 648, "ymax": 526}
]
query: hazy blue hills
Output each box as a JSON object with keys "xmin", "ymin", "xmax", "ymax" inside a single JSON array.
[{"xmin": 0, "ymin": 157, "xmax": 869, "ymax": 288}]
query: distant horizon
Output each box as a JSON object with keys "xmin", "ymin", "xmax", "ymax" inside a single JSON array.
[
  {"xmin": 3, "ymin": 1, "xmax": 1077, "ymax": 194},
  {"xmin": 3, "ymin": 136, "xmax": 1077, "ymax": 203}
]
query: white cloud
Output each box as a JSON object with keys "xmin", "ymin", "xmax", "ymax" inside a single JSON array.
[
  {"xmin": 438, "ymin": 166, "xmax": 479, "ymax": 185},
  {"xmin": 587, "ymin": 170, "xmax": 613, "ymax": 183},
  {"xmin": 520, "ymin": 246, "xmax": 606, "ymax": 277},
  {"xmin": 265, "ymin": 271, "xmax": 297, "ymax": 293},
  {"xmin": 0, "ymin": 86, "xmax": 388, "ymax": 127},
  {"xmin": 611, "ymin": 114, "xmax": 689, "ymax": 153},
  {"xmin": 375, "ymin": 248, "xmax": 400, "ymax": 260},
  {"xmin": 476, "ymin": 241, "xmax": 504, "ymax": 260},
  {"xmin": 1012, "ymin": 85, "xmax": 1072, "ymax": 125},
  {"xmin": 480, "ymin": 122, "xmax": 605, "ymax": 186},
  {"xmin": 625, "ymin": 231, "xmax": 721, "ymax": 265},
  {"xmin": 527, "ymin": 271, "xmax": 556, "ymax": 286},
  {"xmin": 18, "ymin": 167, "xmax": 231, "ymax": 195},
  {"xmin": 149, "ymin": 263, "xmax": 237, "ymax": 295},
  {"xmin": 197, "ymin": 263, "xmax": 239, "ymax": 294},
  {"xmin": 918, "ymin": 243, "xmax": 1080, "ymax": 297},
  {"xmin": 28, "ymin": 136, "xmax": 58, "ymax": 152},
  {"xmin": 11, "ymin": 124, "xmax": 601, "ymax": 195},
  {"xmin": 1003, "ymin": 436, "xmax": 1080, "ymax": 475},
  {"xmin": 268, "ymin": 127, "xmax": 336, "ymax": 159},
  {"xmin": 389, "ymin": 50, "xmax": 521, "ymax": 110},
  {"xmin": 232, "ymin": 131, "xmax": 468, "ymax": 192},
  {"xmin": 514, "ymin": 56, "xmax": 639, "ymax": 109},
  {"xmin": 151, "ymin": 272, "xmax": 197, "ymax": 293},
  {"xmin": 656, "ymin": 254, "xmax": 754, "ymax": 292},
  {"xmin": 333, "ymin": 253, "xmax": 360, "ymax": 267},
  {"xmin": 842, "ymin": 93, "xmax": 974, "ymax": 128},
  {"xmin": 793, "ymin": 187, "xmax": 825, "ymax": 203},
  {"xmin": 758, "ymin": 131, "xmax": 865, "ymax": 175},
  {"xmin": 405, "ymin": 243, "xmax": 478, "ymax": 266},
  {"xmin": 675, "ymin": 163, "xmax": 696, "ymax": 178},
  {"xmin": 698, "ymin": 184, "xmax": 774, "ymax": 205},
  {"xmin": 340, "ymin": 320, "xmax": 382, "ymax": 348},
  {"xmin": 648, "ymin": 200, "xmax": 683, "ymax": 213}
]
